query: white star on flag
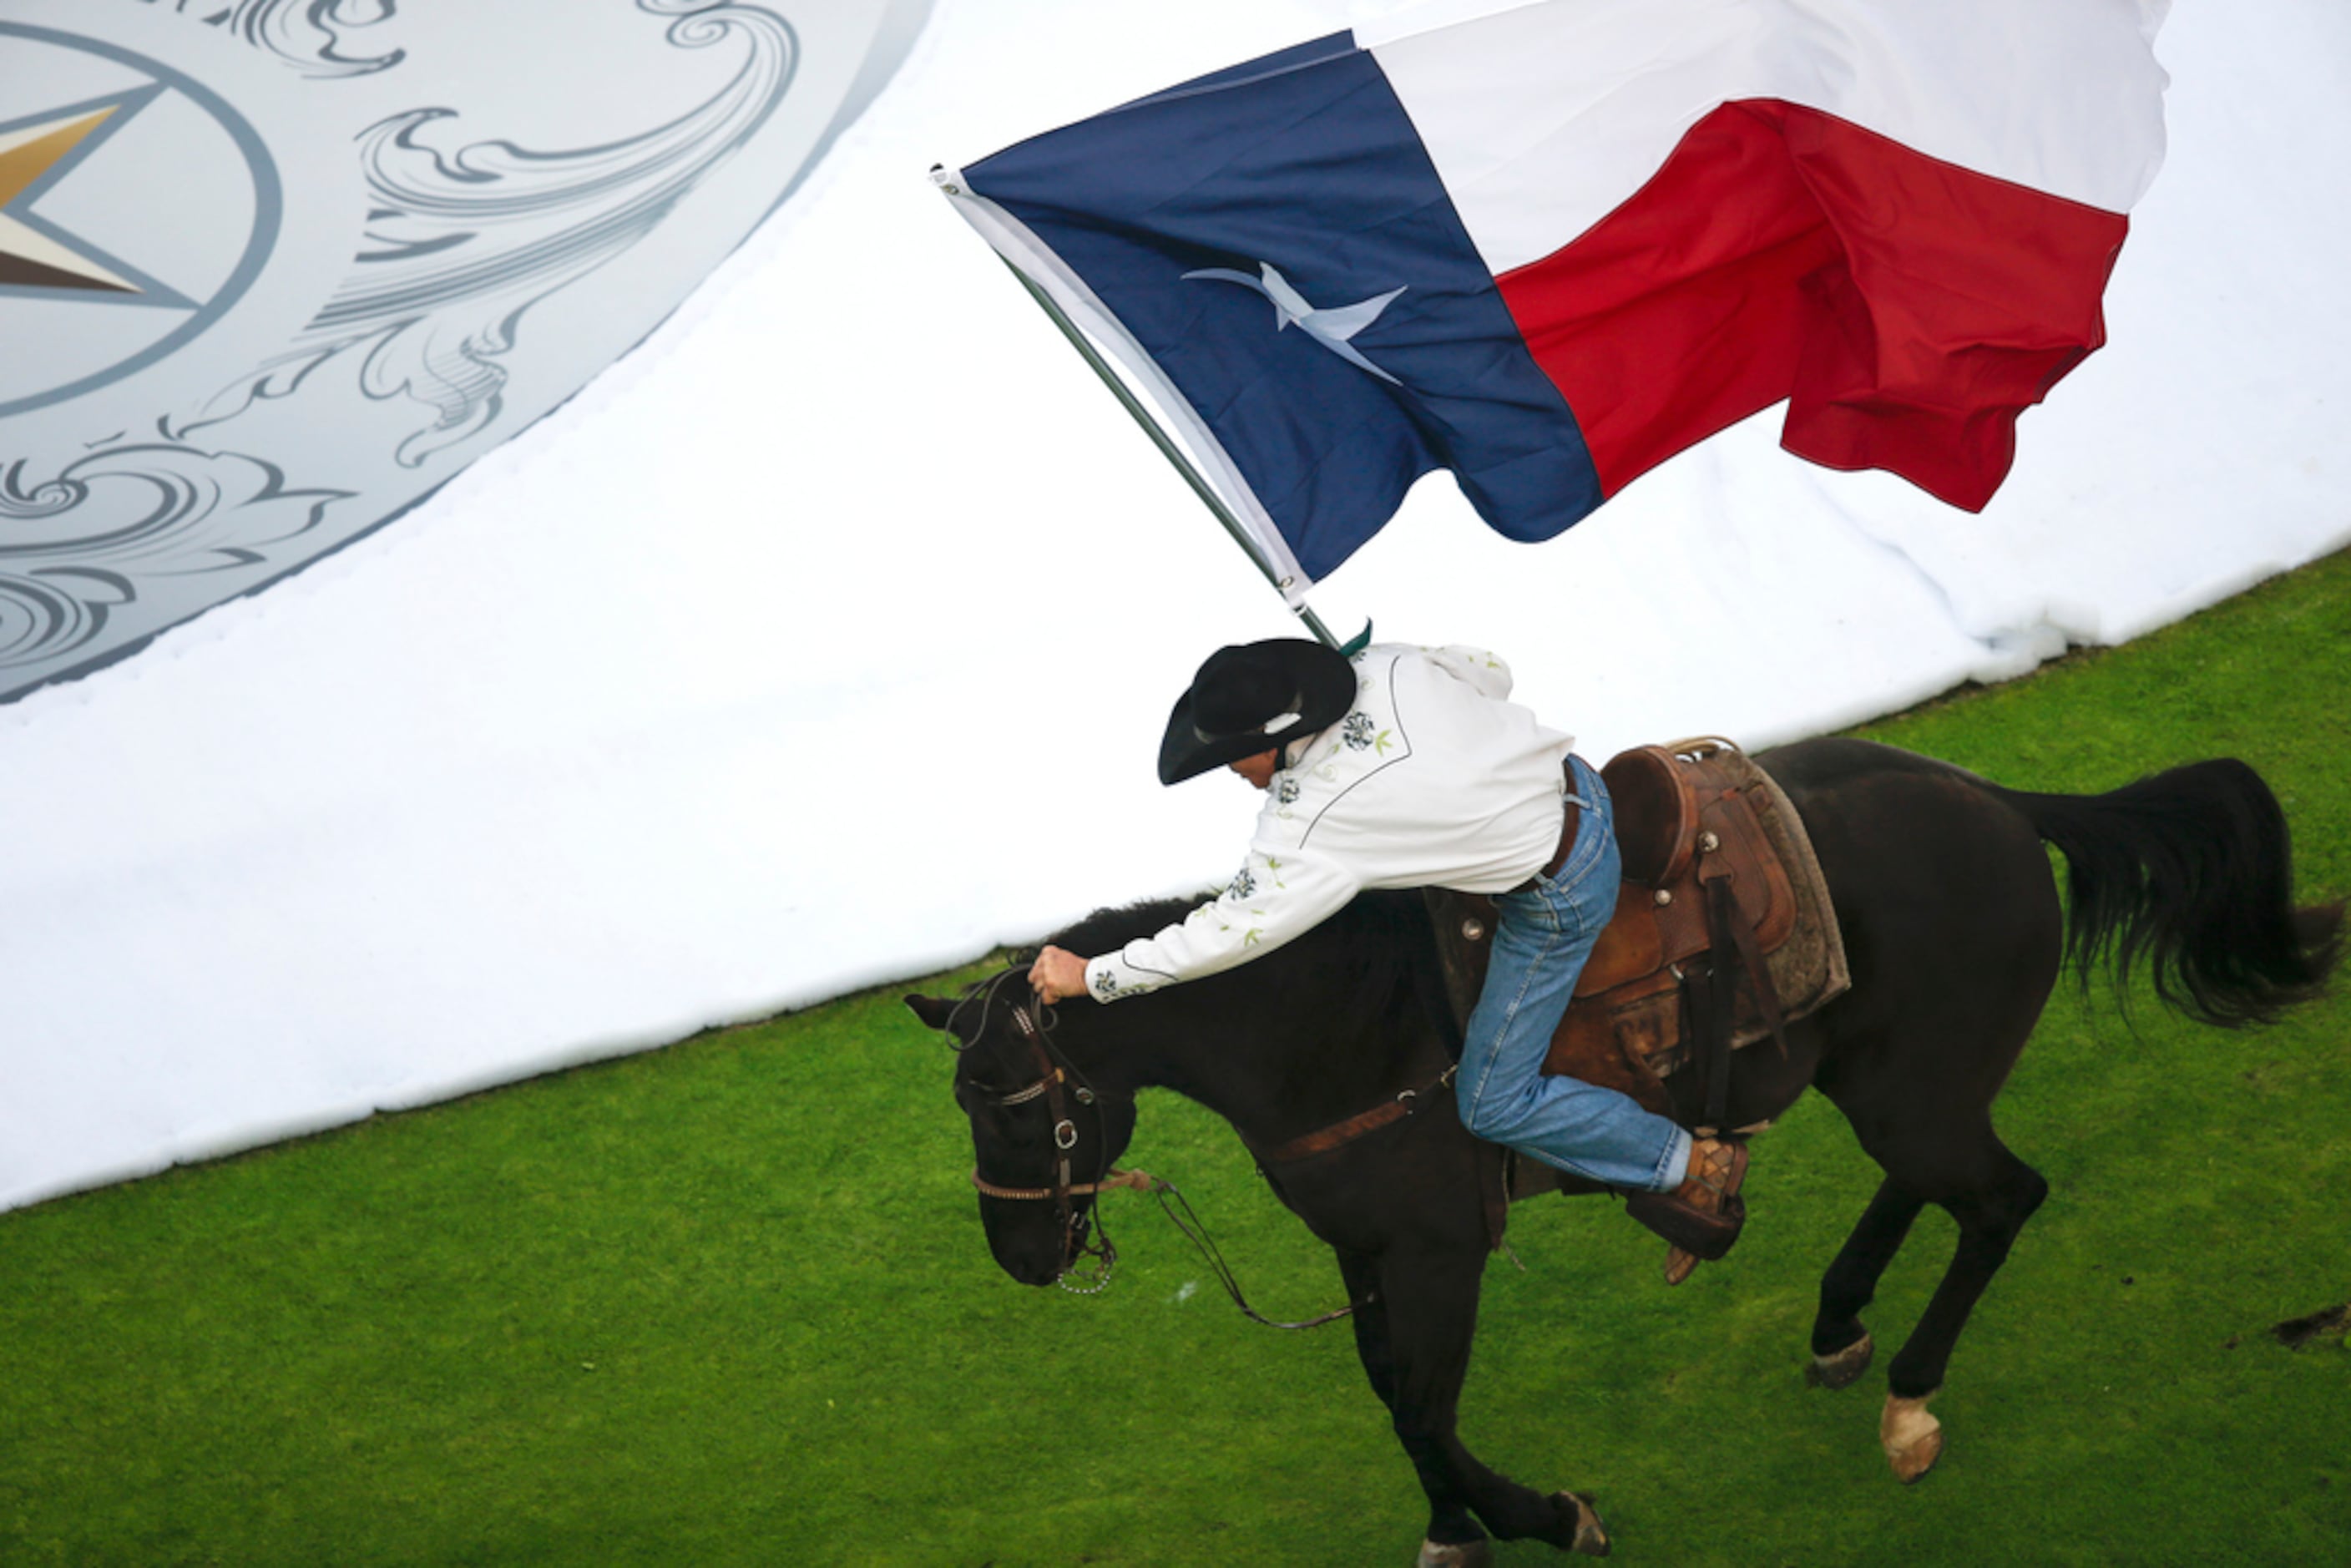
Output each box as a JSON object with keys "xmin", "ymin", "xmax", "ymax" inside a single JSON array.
[{"xmin": 1183, "ymin": 260, "xmax": 1407, "ymax": 384}]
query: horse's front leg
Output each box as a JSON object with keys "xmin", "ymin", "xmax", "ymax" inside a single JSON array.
[
  {"xmin": 1337, "ymin": 1250, "xmax": 1484, "ymax": 1559},
  {"xmin": 1350, "ymin": 1245, "xmax": 1610, "ymax": 1562}
]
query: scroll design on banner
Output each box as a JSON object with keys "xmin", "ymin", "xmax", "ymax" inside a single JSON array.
[
  {"xmin": 137, "ymin": 0, "xmax": 407, "ymax": 78},
  {"xmin": 0, "ymin": 445, "xmax": 349, "ymax": 670},
  {"xmin": 172, "ymin": 0, "xmax": 801, "ymax": 466}
]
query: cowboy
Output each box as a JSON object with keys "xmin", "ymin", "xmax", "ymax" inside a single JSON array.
[{"xmin": 1028, "ymin": 638, "xmax": 1748, "ymax": 1277}]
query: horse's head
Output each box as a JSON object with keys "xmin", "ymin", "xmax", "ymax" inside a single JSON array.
[{"xmin": 907, "ymin": 973, "xmax": 1139, "ymax": 1289}]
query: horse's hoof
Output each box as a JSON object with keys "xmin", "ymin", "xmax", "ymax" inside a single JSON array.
[
  {"xmin": 1416, "ymin": 1536, "xmax": 1493, "ymax": 1568},
  {"xmin": 1807, "ymin": 1331, "xmax": 1875, "ymax": 1390},
  {"xmin": 1880, "ymin": 1389, "xmax": 1944, "ymax": 1483},
  {"xmin": 1551, "ymin": 1491, "xmax": 1611, "ymax": 1558}
]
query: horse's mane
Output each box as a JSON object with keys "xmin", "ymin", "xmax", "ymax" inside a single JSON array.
[
  {"xmin": 1045, "ymin": 893, "xmax": 1217, "ymax": 959},
  {"xmin": 1044, "ymin": 888, "xmax": 1451, "ymax": 1050}
]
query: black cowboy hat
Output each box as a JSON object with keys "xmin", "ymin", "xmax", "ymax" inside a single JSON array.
[{"xmin": 1157, "ymin": 639, "xmax": 1357, "ymax": 786}]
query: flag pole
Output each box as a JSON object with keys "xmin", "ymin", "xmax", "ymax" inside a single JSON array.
[{"xmin": 996, "ymin": 256, "xmax": 1342, "ymax": 651}]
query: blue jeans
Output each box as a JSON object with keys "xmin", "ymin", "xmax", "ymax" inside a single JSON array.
[{"xmin": 1455, "ymin": 755, "xmax": 1691, "ymax": 1192}]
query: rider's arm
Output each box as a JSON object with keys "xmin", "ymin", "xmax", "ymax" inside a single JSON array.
[{"xmin": 1079, "ymin": 845, "xmax": 1359, "ymax": 1003}]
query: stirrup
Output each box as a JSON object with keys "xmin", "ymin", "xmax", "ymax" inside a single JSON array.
[{"xmin": 1624, "ymin": 1137, "xmax": 1747, "ymax": 1276}]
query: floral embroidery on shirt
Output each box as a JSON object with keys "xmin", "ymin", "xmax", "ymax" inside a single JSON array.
[
  {"xmin": 1091, "ymin": 969, "xmax": 1155, "ymax": 1002},
  {"xmin": 1227, "ymin": 865, "xmax": 1256, "ymax": 900},
  {"xmin": 1341, "ymin": 711, "xmax": 1394, "ymax": 755},
  {"xmin": 1276, "ymin": 777, "xmax": 1301, "ymax": 805}
]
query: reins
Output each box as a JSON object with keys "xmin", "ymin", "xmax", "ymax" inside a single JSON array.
[
  {"xmin": 1141, "ymin": 1175, "xmax": 1358, "ymax": 1330},
  {"xmin": 937, "ymin": 967, "xmax": 1467, "ymax": 1330}
]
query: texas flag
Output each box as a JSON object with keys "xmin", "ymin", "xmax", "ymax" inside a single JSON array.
[{"xmin": 938, "ymin": 0, "xmax": 2171, "ymax": 602}]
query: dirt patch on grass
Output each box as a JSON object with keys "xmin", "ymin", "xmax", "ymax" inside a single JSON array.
[{"xmin": 2271, "ymin": 1303, "xmax": 2348, "ymax": 1349}]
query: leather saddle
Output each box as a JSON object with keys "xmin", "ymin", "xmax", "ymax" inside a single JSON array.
[{"xmin": 1427, "ymin": 738, "xmax": 1844, "ymax": 1140}]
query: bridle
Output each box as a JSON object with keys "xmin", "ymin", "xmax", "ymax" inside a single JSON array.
[
  {"xmin": 963, "ymin": 1045, "xmax": 1150, "ymax": 1204},
  {"xmin": 948, "ymin": 974, "xmax": 1137, "ymax": 1293},
  {"xmin": 932, "ymin": 964, "xmax": 1443, "ymax": 1329}
]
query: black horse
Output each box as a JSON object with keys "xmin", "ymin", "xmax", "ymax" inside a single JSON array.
[{"xmin": 907, "ymin": 737, "xmax": 2339, "ymax": 1562}]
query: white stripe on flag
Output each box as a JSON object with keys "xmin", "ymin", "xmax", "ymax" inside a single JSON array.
[{"xmin": 1369, "ymin": 0, "xmax": 2170, "ymax": 276}]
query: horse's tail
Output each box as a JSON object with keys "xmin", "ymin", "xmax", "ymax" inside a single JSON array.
[{"xmin": 1992, "ymin": 759, "xmax": 2342, "ymax": 1029}]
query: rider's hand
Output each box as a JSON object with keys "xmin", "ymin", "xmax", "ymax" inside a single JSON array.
[{"xmin": 1029, "ymin": 945, "xmax": 1090, "ymax": 1004}]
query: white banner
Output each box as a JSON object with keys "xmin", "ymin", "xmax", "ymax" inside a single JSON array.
[{"xmin": 0, "ymin": 0, "xmax": 2344, "ymax": 1212}]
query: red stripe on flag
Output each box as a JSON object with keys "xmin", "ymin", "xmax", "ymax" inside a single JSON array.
[{"xmin": 1494, "ymin": 100, "xmax": 2131, "ymax": 510}]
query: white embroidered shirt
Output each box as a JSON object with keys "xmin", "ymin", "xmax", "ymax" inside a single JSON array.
[{"xmin": 1084, "ymin": 644, "xmax": 1574, "ymax": 1003}]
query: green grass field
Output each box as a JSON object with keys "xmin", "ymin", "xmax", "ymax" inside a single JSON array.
[{"xmin": 3, "ymin": 551, "xmax": 2346, "ymax": 1566}]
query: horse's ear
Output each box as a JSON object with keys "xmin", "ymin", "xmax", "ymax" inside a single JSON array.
[{"xmin": 905, "ymin": 994, "xmax": 956, "ymax": 1031}]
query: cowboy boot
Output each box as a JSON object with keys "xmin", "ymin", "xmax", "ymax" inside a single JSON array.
[{"xmin": 1622, "ymin": 1136, "xmax": 1748, "ymax": 1285}]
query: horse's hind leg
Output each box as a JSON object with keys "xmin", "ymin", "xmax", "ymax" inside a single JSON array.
[
  {"xmin": 1888, "ymin": 1135, "xmax": 2051, "ymax": 1395},
  {"xmin": 1864, "ymin": 1125, "xmax": 2050, "ymax": 1481},
  {"xmin": 1807, "ymin": 1177, "xmax": 1927, "ymax": 1388}
]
